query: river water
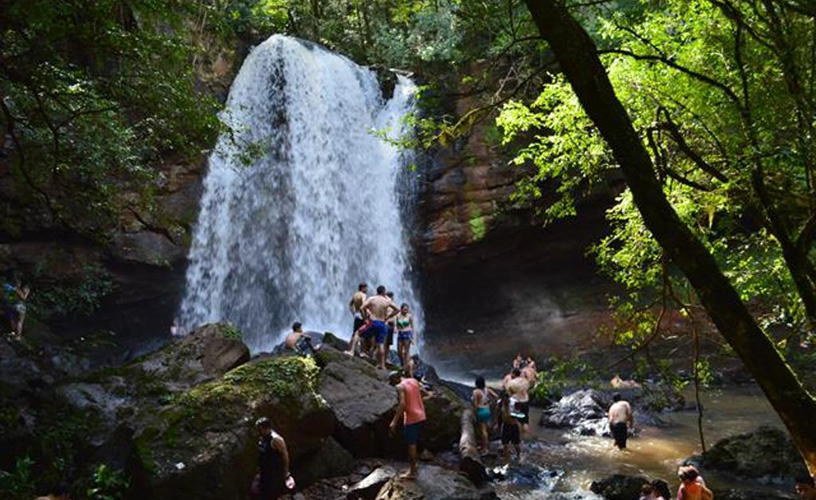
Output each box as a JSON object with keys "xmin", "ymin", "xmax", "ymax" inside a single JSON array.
[{"xmin": 487, "ymin": 384, "xmax": 791, "ymax": 498}]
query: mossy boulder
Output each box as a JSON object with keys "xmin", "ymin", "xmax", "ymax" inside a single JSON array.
[
  {"xmin": 133, "ymin": 355, "xmax": 334, "ymax": 500},
  {"xmin": 135, "ymin": 323, "xmax": 249, "ymax": 386}
]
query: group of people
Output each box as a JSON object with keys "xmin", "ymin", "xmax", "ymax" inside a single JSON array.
[
  {"xmin": 3, "ymin": 274, "xmax": 29, "ymax": 337},
  {"xmin": 469, "ymin": 354, "xmax": 539, "ymax": 465},
  {"xmin": 345, "ymin": 283, "xmax": 416, "ymax": 370}
]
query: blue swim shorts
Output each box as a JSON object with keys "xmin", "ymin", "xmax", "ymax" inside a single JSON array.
[
  {"xmin": 369, "ymin": 320, "xmax": 387, "ymax": 344},
  {"xmin": 403, "ymin": 421, "xmax": 423, "ymax": 445}
]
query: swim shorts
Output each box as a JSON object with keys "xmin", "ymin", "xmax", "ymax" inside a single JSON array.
[
  {"xmin": 611, "ymin": 421, "xmax": 628, "ymax": 449},
  {"xmin": 501, "ymin": 422, "xmax": 520, "ymax": 445},
  {"xmin": 476, "ymin": 407, "xmax": 491, "ymax": 423},
  {"xmin": 510, "ymin": 398, "xmax": 530, "ymax": 425},
  {"xmin": 359, "ymin": 320, "xmax": 374, "ymax": 340},
  {"xmin": 398, "ymin": 330, "xmax": 413, "ymax": 342},
  {"xmin": 353, "ymin": 315, "xmax": 364, "ymax": 335},
  {"xmin": 369, "ymin": 320, "xmax": 387, "ymax": 344},
  {"xmin": 403, "ymin": 421, "xmax": 423, "ymax": 445}
]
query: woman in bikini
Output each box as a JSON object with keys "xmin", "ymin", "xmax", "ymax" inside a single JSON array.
[
  {"xmin": 472, "ymin": 376, "xmax": 498, "ymax": 455},
  {"xmin": 395, "ymin": 303, "xmax": 415, "ymax": 368}
]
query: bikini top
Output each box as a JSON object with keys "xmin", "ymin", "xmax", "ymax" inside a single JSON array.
[{"xmin": 396, "ymin": 315, "xmax": 411, "ymax": 329}]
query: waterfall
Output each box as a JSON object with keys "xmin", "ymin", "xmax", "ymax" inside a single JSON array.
[{"xmin": 178, "ymin": 35, "xmax": 422, "ymax": 352}]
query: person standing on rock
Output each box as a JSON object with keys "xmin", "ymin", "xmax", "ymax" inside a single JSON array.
[
  {"xmin": 472, "ymin": 376, "xmax": 498, "ymax": 455},
  {"xmin": 345, "ymin": 283, "xmax": 369, "ymax": 356},
  {"xmin": 254, "ymin": 417, "xmax": 293, "ymax": 499},
  {"xmin": 608, "ymin": 393, "xmax": 633, "ymax": 450},
  {"xmin": 4, "ymin": 274, "xmax": 30, "ymax": 338},
  {"xmin": 349, "ymin": 283, "xmax": 368, "ymax": 334},
  {"xmin": 395, "ymin": 303, "xmax": 415, "ymax": 368},
  {"xmin": 505, "ymin": 368, "xmax": 531, "ymax": 436},
  {"xmin": 389, "ymin": 370, "xmax": 427, "ymax": 480},
  {"xmin": 361, "ymin": 285, "xmax": 399, "ymax": 369}
]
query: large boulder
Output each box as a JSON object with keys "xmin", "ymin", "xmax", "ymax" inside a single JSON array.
[
  {"xmin": 315, "ymin": 346, "xmax": 464, "ymax": 457},
  {"xmin": 693, "ymin": 426, "xmax": 808, "ymax": 482},
  {"xmin": 539, "ymin": 389, "xmax": 609, "ymax": 436},
  {"xmin": 316, "ymin": 346, "xmax": 399, "ymax": 457},
  {"xmin": 375, "ymin": 465, "xmax": 496, "ymax": 500},
  {"xmin": 135, "ymin": 323, "xmax": 249, "ymax": 385},
  {"xmin": 589, "ymin": 474, "xmax": 649, "ymax": 500},
  {"xmin": 347, "ymin": 466, "xmax": 399, "ymax": 500},
  {"xmin": 133, "ymin": 355, "xmax": 335, "ymax": 500}
]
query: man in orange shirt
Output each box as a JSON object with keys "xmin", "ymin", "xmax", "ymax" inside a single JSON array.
[{"xmin": 388, "ymin": 370, "xmax": 427, "ymax": 479}]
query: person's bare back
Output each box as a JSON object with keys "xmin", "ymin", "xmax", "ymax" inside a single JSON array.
[
  {"xmin": 608, "ymin": 400, "xmax": 632, "ymax": 424},
  {"xmin": 350, "ymin": 290, "xmax": 366, "ymax": 315},
  {"xmin": 362, "ymin": 294, "xmax": 397, "ymax": 321},
  {"xmin": 506, "ymin": 375, "xmax": 530, "ymax": 402}
]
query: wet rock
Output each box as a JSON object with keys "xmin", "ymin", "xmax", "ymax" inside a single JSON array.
[
  {"xmin": 346, "ymin": 466, "xmax": 398, "ymax": 500},
  {"xmin": 691, "ymin": 425, "xmax": 808, "ymax": 483},
  {"xmin": 539, "ymin": 389, "xmax": 609, "ymax": 436},
  {"xmin": 316, "ymin": 346, "xmax": 399, "ymax": 457},
  {"xmin": 589, "ymin": 474, "xmax": 649, "ymax": 500},
  {"xmin": 374, "ymin": 465, "xmax": 496, "ymax": 500}
]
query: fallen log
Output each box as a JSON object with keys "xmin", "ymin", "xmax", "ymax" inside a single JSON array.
[{"xmin": 459, "ymin": 408, "xmax": 488, "ymax": 484}]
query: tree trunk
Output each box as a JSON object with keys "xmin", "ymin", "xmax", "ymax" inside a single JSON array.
[
  {"xmin": 459, "ymin": 409, "xmax": 488, "ymax": 484},
  {"xmin": 523, "ymin": 0, "xmax": 816, "ymax": 475}
]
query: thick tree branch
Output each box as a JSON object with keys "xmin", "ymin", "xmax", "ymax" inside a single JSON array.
[{"xmin": 524, "ymin": 0, "xmax": 816, "ymax": 474}]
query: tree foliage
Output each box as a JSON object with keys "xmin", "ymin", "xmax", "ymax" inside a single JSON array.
[
  {"xmin": 499, "ymin": 0, "xmax": 816, "ymax": 349},
  {"xmin": 0, "ymin": 0, "xmax": 223, "ymax": 238}
]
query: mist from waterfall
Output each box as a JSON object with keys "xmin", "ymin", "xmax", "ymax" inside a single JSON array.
[{"xmin": 178, "ymin": 35, "xmax": 422, "ymax": 352}]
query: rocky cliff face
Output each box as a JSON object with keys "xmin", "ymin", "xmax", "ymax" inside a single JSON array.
[{"xmin": 416, "ymin": 88, "xmax": 617, "ymax": 375}]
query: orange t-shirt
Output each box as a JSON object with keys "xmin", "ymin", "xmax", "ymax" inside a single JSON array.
[{"xmin": 399, "ymin": 378, "xmax": 426, "ymax": 425}]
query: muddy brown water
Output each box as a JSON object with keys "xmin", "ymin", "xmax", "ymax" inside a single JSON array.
[{"xmin": 475, "ymin": 384, "xmax": 795, "ymax": 498}]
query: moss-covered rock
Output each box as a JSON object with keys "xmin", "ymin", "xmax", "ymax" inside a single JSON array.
[{"xmin": 133, "ymin": 355, "xmax": 334, "ymax": 500}]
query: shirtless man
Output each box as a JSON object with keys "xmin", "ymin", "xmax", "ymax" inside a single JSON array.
[
  {"xmin": 608, "ymin": 393, "xmax": 633, "ymax": 449},
  {"xmin": 361, "ymin": 285, "xmax": 399, "ymax": 369},
  {"xmin": 284, "ymin": 322, "xmax": 315, "ymax": 356},
  {"xmin": 345, "ymin": 283, "xmax": 368, "ymax": 356},
  {"xmin": 505, "ymin": 368, "xmax": 531, "ymax": 435},
  {"xmin": 522, "ymin": 358, "xmax": 537, "ymax": 386}
]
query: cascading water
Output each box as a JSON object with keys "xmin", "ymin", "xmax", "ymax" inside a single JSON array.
[{"xmin": 178, "ymin": 35, "xmax": 422, "ymax": 352}]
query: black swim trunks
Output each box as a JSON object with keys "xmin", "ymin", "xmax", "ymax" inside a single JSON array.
[{"xmin": 610, "ymin": 421, "xmax": 628, "ymax": 449}]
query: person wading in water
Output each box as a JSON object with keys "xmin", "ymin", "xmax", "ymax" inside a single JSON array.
[
  {"xmin": 361, "ymin": 285, "xmax": 398, "ymax": 369},
  {"xmin": 608, "ymin": 393, "xmax": 633, "ymax": 450},
  {"xmin": 389, "ymin": 370, "xmax": 428, "ymax": 479},
  {"xmin": 472, "ymin": 376, "xmax": 497, "ymax": 455},
  {"xmin": 253, "ymin": 417, "xmax": 293, "ymax": 499},
  {"xmin": 505, "ymin": 368, "xmax": 531, "ymax": 437}
]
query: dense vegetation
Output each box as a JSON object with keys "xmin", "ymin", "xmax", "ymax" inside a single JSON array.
[{"xmin": 3, "ymin": 0, "xmax": 816, "ymax": 484}]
